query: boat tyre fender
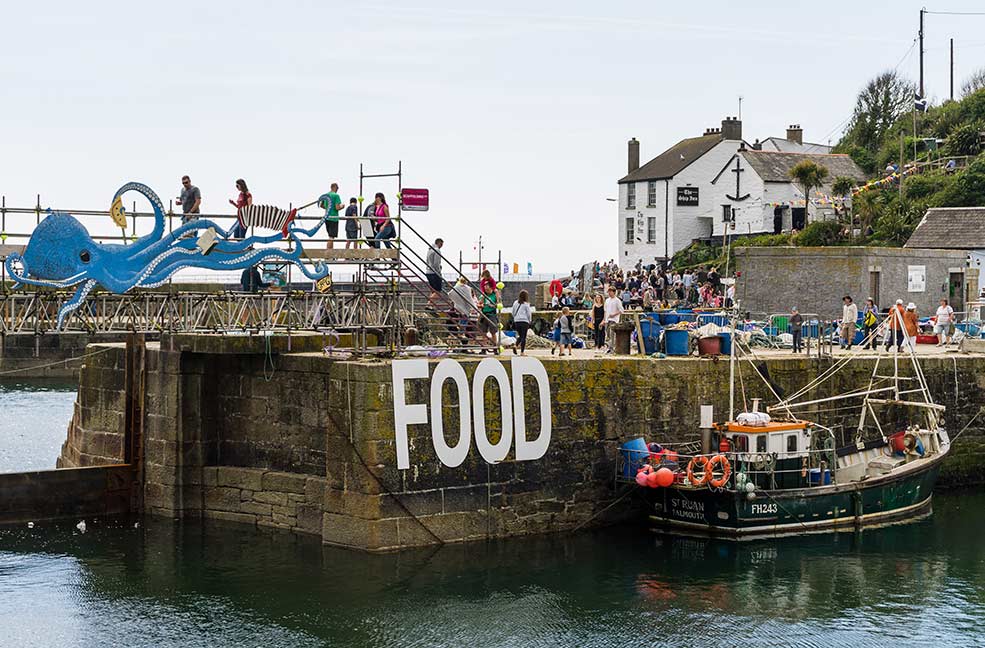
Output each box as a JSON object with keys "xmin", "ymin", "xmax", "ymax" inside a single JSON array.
[
  {"xmin": 708, "ymin": 454, "xmax": 732, "ymax": 488},
  {"xmin": 753, "ymin": 453, "xmax": 768, "ymax": 470},
  {"xmin": 687, "ymin": 456, "xmax": 711, "ymax": 486}
]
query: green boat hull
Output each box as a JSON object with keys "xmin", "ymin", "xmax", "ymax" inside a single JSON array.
[{"xmin": 645, "ymin": 454, "xmax": 943, "ymax": 538}]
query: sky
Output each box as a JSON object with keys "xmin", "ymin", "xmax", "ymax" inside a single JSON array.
[{"xmin": 2, "ymin": 0, "xmax": 985, "ymax": 275}]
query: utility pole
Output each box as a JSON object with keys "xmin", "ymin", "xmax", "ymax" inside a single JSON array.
[
  {"xmin": 950, "ymin": 38, "xmax": 954, "ymax": 101},
  {"xmin": 919, "ymin": 8, "xmax": 925, "ymax": 100}
]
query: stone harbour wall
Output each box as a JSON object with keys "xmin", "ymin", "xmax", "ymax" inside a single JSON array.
[{"xmin": 56, "ymin": 334, "xmax": 985, "ymax": 551}]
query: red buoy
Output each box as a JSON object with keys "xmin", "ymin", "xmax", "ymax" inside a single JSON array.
[{"xmin": 655, "ymin": 467, "xmax": 674, "ymax": 487}]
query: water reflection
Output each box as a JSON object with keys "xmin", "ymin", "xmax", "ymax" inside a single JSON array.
[
  {"xmin": 0, "ymin": 380, "xmax": 75, "ymax": 473},
  {"xmin": 1, "ymin": 492, "xmax": 984, "ymax": 647}
]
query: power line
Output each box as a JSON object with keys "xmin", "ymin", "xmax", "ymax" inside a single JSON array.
[{"xmin": 924, "ymin": 10, "xmax": 985, "ymax": 16}]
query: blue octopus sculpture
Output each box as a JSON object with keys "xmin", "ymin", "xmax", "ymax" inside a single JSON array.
[{"xmin": 5, "ymin": 182, "xmax": 329, "ymax": 327}]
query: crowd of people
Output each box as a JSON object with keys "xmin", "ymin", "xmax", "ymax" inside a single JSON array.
[
  {"xmin": 828, "ymin": 296, "xmax": 957, "ymax": 353},
  {"xmin": 176, "ymin": 175, "xmax": 396, "ymax": 249}
]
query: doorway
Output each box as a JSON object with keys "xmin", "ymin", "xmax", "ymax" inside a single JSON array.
[
  {"xmin": 869, "ymin": 271, "xmax": 880, "ymax": 307},
  {"xmin": 773, "ymin": 207, "xmax": 783, "ymax": 234},
  {"xmin": 792, "ymin": 208, "xmax": 806, "ymax": 231},
  {"xmin": 949, "ymin": 271, "xmax": 965, "ymax": 313}
]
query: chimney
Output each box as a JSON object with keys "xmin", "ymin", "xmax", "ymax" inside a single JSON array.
[
  {"xmin": 786, "ymin": 124, "xmax": 803, "ymax": 145},
  {"xmin": 628, "ymin": 138, "xmax": 640, "ymax": 173},
  {"xmin": 703, "ymin": 127, "xmax": 722, "ymax": 137},
  {"xmin": 752, "ymin": 138, "xmax": 762, "ymax": 150},
  {"xmin": 721, "ymin": 116, "xmax": 742, "ymax": 141}
]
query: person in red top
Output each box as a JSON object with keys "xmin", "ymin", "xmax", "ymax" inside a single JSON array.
[
  {"xmin": 228, "ymin": 178, "xmax": 252, "ymax": 239},
  {"xmin": 884, "ymin": 299, "xmax": 906, "ymax": 352}
]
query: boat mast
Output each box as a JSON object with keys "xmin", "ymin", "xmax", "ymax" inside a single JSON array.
[{"xmin": 729, "ymin": 304, "xmax": 736, "ymax": 421}]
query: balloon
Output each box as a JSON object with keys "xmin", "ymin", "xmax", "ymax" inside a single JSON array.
[
  {"xmin": 496, "ymin": 281, "xmax": 505, "ymax": 290},
  {"xmin": 635, "ymin": 471, "xmax": 649, "ymax": 487},
  {"xmin": 646, "ymin": 471, "xmax": 661, "ymax": 488},
  {"xmin": 655, "ymin": 467, "xmax": 674, "ymax": 487}
]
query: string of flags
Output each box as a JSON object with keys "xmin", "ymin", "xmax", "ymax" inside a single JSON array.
[{"xmin": 852, "ymin": 165, "xmax": 918, "ymax": 196}]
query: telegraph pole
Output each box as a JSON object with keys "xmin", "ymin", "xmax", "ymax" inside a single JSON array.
[
  {"xmin": 950, "ymin": 38, "xmax": 954, "ymax": 101},
  {"xmin": 919, "ymin": 8, "xmax": 925, "ymax": 100}
]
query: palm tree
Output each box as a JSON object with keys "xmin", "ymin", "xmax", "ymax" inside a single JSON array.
[
  {"xmin": 788, "ymin": 160, "xmax": 830, "ymax": 227},
  {"xmin": 831, "ymin": 176, "xmax": 856, "ymax": 238}
]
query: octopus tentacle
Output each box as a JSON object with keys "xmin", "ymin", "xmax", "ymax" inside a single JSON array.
[{"xmin": 56, "ymin": 279, "xmax": 97, "ymax": 329}]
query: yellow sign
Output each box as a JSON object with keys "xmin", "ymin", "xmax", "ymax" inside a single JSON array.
[{"xmin": 109, "ymin": 196, "xmax": 127, "ymax": 228}]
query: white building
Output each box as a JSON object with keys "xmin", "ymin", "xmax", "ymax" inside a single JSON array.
[{"xmin": 617, "ymin": 118, "xmax": 867, "ymax": 267}]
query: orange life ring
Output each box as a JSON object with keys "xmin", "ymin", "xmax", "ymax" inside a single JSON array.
[
  {"xmin": 708, "ymin": 454, "xmax": 732, "ymax": 488},
  {"xmin": 686, "ymin": 456, "xmax": 711, "ymax": 486}
]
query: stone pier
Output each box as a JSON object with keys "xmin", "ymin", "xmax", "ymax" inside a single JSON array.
[{"xmin": 57, "ymin": 334, "xmax": 985, "ymax": 551}]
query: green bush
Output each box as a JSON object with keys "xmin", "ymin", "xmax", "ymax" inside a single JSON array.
[
  {"xmin": 903, "ymin": 173, "xmax": 953, "ymax": 201},
  {"xmin": 795, "ymin": 220, "xmax": 844, "ymax": 246},
  {"xmin": 943, "ymin": 122, "xmax": 982, "ymax": 156}
]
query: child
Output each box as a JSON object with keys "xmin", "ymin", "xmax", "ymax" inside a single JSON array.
[{"xmin": 554, "ymin": 306, "xmax": 573, "ymax": 356}]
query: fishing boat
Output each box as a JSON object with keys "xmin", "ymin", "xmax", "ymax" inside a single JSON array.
[{"xmin": 630, "ymin": 311, "xmax": 950, "ymax": 538}]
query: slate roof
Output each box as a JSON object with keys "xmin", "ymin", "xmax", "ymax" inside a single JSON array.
[
  {"xmin": 742, "ymin": 150, "xmax": 867, "ymax": 185},
  {"xmin": 619, "ymin": 134, "xmax": 722, "ymax": 183},
  {"xmin": 905, "ymin": 207, "xmax": 985, "ymax": 249},
  {"xmin": 759, "ymin": 137, "xmax": 832, "ymax": 154}
]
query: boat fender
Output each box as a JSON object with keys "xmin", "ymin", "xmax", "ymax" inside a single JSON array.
[
  {"xmin": 635, "ymin": 465, "xmax": 653, "ymax": 487},
  {"xmin": 801, "ymin": 456, "xmax": 808, "ymax": 479},
  {"xmin": 686, "ymin": 456, "xmax": 712, "ymax": 486},
  {"xmin": 708, "ymin": 454, "xmax": 732, "ymax": 488},
  {"xmin": 753, "ymin": 453, "xmax": 767, "ymax": 470}
]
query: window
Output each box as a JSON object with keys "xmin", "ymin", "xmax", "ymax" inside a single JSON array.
[
  {"xmin": 733, "ymin": 435, "xmax": 749, "ymax": 452},
  {"xmin": 647, "ymin": 217, "xmax": 656, "ymax": 243},
  {"xmin": 787, "ymin": 435, "xmax": 798, "ymax": 453},
  {"xmin": 625, "ymin": 217, "xmax": 634, "ymax": 244},
  {"xmin": 722, "ymin": 204, "xmax": 734, "ymax": 222},
  {"xmin": 626, "ymin": 183, "xmax": 636, "ymax": 209},
  {"xmin": 756, "ymin": 434, "xmax": 767, "ymax": 453},
  {"xmin": 647, "ymin": 181, "xmax": 657, "ymax": 207}
]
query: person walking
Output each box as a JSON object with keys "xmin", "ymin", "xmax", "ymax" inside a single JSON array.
[
  {"xmin": 862, "ymin": 298, "xmax": 879, "ymax": 349},
  {"xmin": 840, "ymin": 296, "xmax": 858, "ymax": 350},
  {"xmin": 425, "ymin": 238, "xmax": 444, "ymax": 310},
  {"xmin": 603, "ymin": 286, "xmax": 624, "ymax": 352},
  {"xmin": 317, "ymin": 182, "xmax": 343, "ymax": 249},
  {"xmin": 591, "ymin": 294, "xmax": 605, "ymax": 349},
  {"xmin": 478, "ymin": 281, "xmax": 499, "ymax": 351},
  {"xmin": 511, "ymin": 290, "xmax": 532, "ymax": 355},
  {"xmin": 343, "ymin": 198, "xmax": 359, "ymax": 249},
  {"xmin": 885, "ymin": 299, "xmax": 906, "ymax": 352},
  {"xmin": 790, "ymin": 307, "xmax": 804, "ymax": 353},
  {"xmin": 934, "ymin": 298, "xmax": 954, "ymax": 347},
  {"xmin": 371, "ymin": 193, "xmax": 395, "ymax": 249},
  {"xmin": 177, "ymin": 175, "xmax": 201, "ymax": 223},
  {"xmin": 228, "ymin": 179, "xmax": 252, "ymax": 239},
  {"xmin": 903, "ymin": 302, "xmax": 919, "ymax": 352}
]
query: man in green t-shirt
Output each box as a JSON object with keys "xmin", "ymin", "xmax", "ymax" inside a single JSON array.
[{"xmin": 317, "ymin": 182, "xmax": 343, "ymax": 249}]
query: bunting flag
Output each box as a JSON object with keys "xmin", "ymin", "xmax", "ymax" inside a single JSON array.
[
  {"xmin": 852, "ymin": 165, "xmax": 918, "ymax": 196},
  {"xmin": 513, "ymin": 262, "xmax": 519, "ymax": 274},
  {"xmin": 503, "ymin": 263, "xmax": 509, "ymax": 275},
  {"xmin": 527, "ymin": 262, "xmax": 533, "ymax": 276}
]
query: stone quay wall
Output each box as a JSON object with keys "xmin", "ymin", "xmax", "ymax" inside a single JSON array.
[
  {"xmin": 57, "ymin": 336, "xmax": 985, "ymax": 551},
  {"xmin": 0, "ymin": 332, "xmax": 138, "ymax": 379}
]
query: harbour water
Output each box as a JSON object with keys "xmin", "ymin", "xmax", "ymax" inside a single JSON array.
[{"xmin": 2, "ymin": 384, "xmax": 985, "ymax": 647}]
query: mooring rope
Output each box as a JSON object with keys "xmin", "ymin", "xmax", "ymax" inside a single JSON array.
[
  {"xmin": 0, "ymin": 345, "xmax": 115, "ymax": 376},
  {"xmin": 343, "ymin": 361, "xmax": 444, "ymax": 546}
]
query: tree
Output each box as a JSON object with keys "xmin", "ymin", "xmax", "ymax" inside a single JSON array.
[
  {"xmin": 789, "ymin": 160, "xmax": 830, "ymax": 225},
  {"xmin": 852, "ymin": 190, "xmax": 883, "ymax": 239},
  {"xmin": 839, "ymin": 71, "xmax": 917, "ymax": 153},
  {"xmin": 962, "ymin": 68, "xmax": 985, "ymax": 97}
]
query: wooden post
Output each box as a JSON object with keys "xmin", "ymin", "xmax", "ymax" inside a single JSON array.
[
  {"xmin": 124, "ymin": 333, "xmax": 147, "ymax": 512},
  {"xmin": 633, "ymin": 312, "xmax": 645, "ymax": 355}
]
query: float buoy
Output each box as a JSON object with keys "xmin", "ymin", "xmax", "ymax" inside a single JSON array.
[
  {"xmin": 708, "ymin": 454, "xmax": 732, "ymax": 488},
  {"xmin": 655, "ymin": 467, "xmax": 675, "ymax": 487}
]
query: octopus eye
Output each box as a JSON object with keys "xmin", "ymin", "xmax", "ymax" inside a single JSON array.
[{"xmin": 79, "ymin": 250, "xmax": 91, "ymax": 263}]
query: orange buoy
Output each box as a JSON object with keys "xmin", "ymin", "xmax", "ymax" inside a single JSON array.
[
  {"xmin": 655, "ymin": 467, "xmax": 675, "ymax": 487},
  {"xmin": 708, "ymin": 454, "xmax": 732, "ymax": 488},
  {"xmin": 646, "ymin": 470, "xmax": 661, "ymax": 488},
  {"xmin": 686, "ymin": 456, "xmax": 711, "ymax": 486}
]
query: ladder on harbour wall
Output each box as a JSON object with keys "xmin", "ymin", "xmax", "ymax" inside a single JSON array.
[{"xmin": 0, "ymin": 194, "xmax": 496, "ymax": 354}]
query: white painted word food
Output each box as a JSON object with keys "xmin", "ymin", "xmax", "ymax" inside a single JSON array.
[{"xmin": 391, "ymin": 357, "xmax": 552, "ymax": 470}]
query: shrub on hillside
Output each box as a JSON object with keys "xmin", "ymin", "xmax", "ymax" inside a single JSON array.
[{"xmin": 795, "ymin": 220, "xmax": 843, "ymax": 246}]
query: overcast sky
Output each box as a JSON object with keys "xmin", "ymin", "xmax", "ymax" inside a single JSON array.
[{"xmin": 2, "ymin": 0, "xmax": 984, "ymax": 275}]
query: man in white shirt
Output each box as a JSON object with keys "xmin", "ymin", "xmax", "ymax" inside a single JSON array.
[
  {"xmin": 935, "ymin": 298, "xmax": 955, "ymax": 346},
  {"xmin": 840, "ymin": 295, "xmax": 858, "ymax": 350},
  {"xmin": 603, "ymin": 286, "xmax": 624, "ymax": 352}
]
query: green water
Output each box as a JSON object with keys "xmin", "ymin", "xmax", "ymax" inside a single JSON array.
[{"xmin": 2, "ymin": 385, "xmax": 985, "ymax": 647}]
